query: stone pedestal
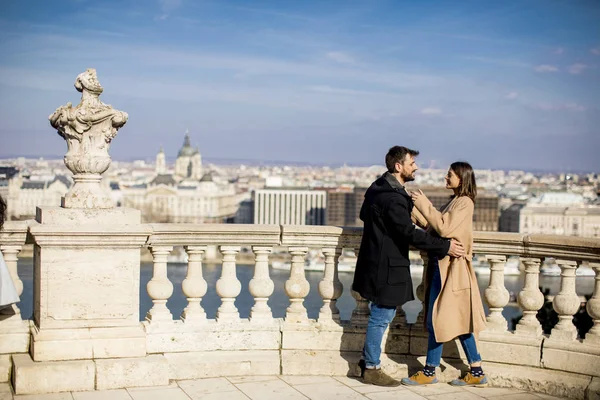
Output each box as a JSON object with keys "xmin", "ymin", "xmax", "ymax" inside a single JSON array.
[{"xmin": 11, "ymin": 206, "xmax": 156, "ymax": 394}]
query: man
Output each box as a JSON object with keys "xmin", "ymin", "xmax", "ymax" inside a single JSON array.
[{"xmin": 352, "ymin": 146, "xmax": 465, "ymax": 387}]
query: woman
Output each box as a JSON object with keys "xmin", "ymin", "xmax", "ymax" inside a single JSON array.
[
  {"xmin": 0, "ymin": 195, "xmax": 20, "ymax": 309},
  {"xmin": 401, "ymin": 161, "xmax": 487, "ymax": 387}
]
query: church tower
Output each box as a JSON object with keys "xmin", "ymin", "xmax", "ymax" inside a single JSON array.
[{"xmin": 155, "ymin": 146, "xmax": 166, "ymax": 174}]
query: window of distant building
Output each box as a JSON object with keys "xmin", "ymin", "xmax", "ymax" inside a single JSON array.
[{"xmin": 573, "ymin": 222, "xmax": 579, "ymax": 236}]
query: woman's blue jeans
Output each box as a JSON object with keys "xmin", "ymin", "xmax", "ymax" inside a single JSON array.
[
  {"xmin": 362, "ymin": 303, "xmax": 397, "ymax": 368},
  {"xmin": 426, "ymin": 258, "xmax": 481, "ymax": 367}
]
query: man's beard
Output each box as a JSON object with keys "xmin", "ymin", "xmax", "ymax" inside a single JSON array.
[{"xmin": 402, "ymin": 172, "xmax": 415, "ymax": 182}]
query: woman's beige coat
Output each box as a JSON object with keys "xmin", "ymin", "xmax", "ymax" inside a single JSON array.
[{"xmin": 412, "ymin": 195, "xmax": 486, "ymax": 343}]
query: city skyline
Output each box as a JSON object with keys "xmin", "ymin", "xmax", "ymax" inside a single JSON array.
[{"xmin": 1, "ymin": 0, "xmax": 599, "ymax": 171}]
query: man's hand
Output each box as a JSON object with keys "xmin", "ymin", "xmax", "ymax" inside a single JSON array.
[{"xmin": 447, "ymin": 239, "xmax": 465, "ymax": 258}]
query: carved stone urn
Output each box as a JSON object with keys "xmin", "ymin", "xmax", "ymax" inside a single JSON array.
[{"xmin": 49, "ymin": 68, "xmax": 128, "ymax": 208}]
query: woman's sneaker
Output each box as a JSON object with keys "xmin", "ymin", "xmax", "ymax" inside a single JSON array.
[
  {"xmin": 401, "ymin": 371, "xmax": 439, "ymax": 386},
  {"xmin": 450, "ymin": 372, "xmax": 488, "ymax": 387}
]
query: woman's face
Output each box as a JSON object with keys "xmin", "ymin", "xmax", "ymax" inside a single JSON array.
[{"xmin": 445, "ymin": 168, "xmax": 461, "ymax": 190}]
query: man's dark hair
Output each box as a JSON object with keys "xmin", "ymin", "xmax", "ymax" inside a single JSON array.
[{"xmin": 385, "ymin": 146, "xmax": 419, "ymax": 173}]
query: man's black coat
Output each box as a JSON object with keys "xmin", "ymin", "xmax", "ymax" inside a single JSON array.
[{"xmin": 352, "ymin": 172, "xmax": 450, "ymax": 307}]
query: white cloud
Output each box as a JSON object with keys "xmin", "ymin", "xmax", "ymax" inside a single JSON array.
[
  {"xmin": 591, "ymin": 47, "xmax": 600, "ymax": 55},
  {"xmin": 420, "ymin": 107, "xmax": 442, "ymax": 115},
  {"xmin": 552, "ymin": 47, "xmax": 564, "ymax": 55},
  {"xmin": 326, "ymin": 51, "xmax": 356, "ymax": 64},
  {"xmin": 535, "ymin": 103, "xmax": 587, "ymax": 112},
  {"xmin": 505, "ymin": 92, "xmax": 518, "ymax": 100},
  {"xmin": 567, "ymin": 63, "xmax": 588, "ymax": 74},
  {"xmin": 534, "ymin": 65, "xmax": 559, "ymax": 72}
]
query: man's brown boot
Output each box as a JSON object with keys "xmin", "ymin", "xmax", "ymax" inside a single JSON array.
[{"xmin": 363, "ymin": 368, "xmax": 402, "ymax": 387}]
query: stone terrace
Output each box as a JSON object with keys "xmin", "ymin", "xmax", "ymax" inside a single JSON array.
[{"xmin": 0, "ymin": 375, "xmax": 570, "ymax": 400}]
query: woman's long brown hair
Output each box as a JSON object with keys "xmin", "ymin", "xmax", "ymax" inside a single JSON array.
[
  {"xmin": 450, "ymin": 161, "xmax": 477, "ymax": 203},
  {"xmin": 0, "ymin": 195, "xmax": 6, "ymax": 231}
]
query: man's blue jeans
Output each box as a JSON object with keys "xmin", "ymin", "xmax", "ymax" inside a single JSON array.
[
  {"xmin": 426, "ymin": 258, "xmax": 482, "ymax": 367},
  {"xmin": 363, "ymin": 303, "xmax": 397, "ymax": 368}
]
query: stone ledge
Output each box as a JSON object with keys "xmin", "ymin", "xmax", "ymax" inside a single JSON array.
[
  {"xmin": 31, "ymin": 326, "xmax": 146, "ymax": 361},
  {"xmin": 145, "ymin": 320, "xmax": 282, "ymax": 353},
  {"xmin": 587, "ymin": 377, "xmax": 600, "ymax": 400},
  {"xmin": 542, "ymin": 339, "xmax": 600, "ymax": 377},
  {"xmin": 164, "ymin": 350, "xmax": 280, "ymax": 380},
  {"xmin": 281, "ymin": 350, "xmax": 409, "ymax": 378},
  {"xmin": 282, "ymin": 325, "xmax": 409, "ymax": 354},
  {"xmin": 483, "ymin": 360, "xmax": 592, "ymax": 400},
  {"xmin": 95, "ymin": 355, "xmax": 169, "ymax": 390},
  {"xmin": 0, "ymin": 329, "xmax": 30, "ymax": 355},
  {"xmin": 11, "ymin": 353, "xmax": 95, "ymax": 395},
  {"xmin": 0, "ymin": 355, "xmax": 10, "ymax": 383}
]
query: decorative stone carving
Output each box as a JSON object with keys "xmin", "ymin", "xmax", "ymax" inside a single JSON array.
[
  {"xmin": 249, "ymin": 246, "xmax": 274, "ymax": 322},
  {"xmin": 319, "ymin": 247, "xmax": 343, "ymax": 324},
  {"xmin": 484, "ymin": 255, "xmax": 510, "ymax": 332},
  {"xmin": 585, "ymin": 263, "xmax": 600, "ymax": 345},
  {"xmin": 516, "ymin": 258, "xmax": 545, "ymax": 336},
  {"xmin": 550, "ymin": 259, "xmax": 580, "ymax": 341},
  {"xmin": 285, "ymin": 247, "xmax": 310, "ymax": 323},
  {"xmin": 181, "ymin": 246, "xmax": 208, "ymax": 324},
  {"xmin": 216, "ymin": 246, "xmax": 241, "ymax": 322},
  {"xmin": 49, "ymin": 68, "xmax": 128, "ymax": 209}
]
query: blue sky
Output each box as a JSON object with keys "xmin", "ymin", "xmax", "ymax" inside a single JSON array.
[{"xmin": 0, "ymin": 0, "xmax": 599, "ymax": 171}]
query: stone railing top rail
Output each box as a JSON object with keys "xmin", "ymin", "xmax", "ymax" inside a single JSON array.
[
  {"xmin": 0, "ymin": 221, "xmax": 28, "ymax": 248},
  {"xmin": 1, "ymin": 221, "xmax": 599, "ymax": 262}
]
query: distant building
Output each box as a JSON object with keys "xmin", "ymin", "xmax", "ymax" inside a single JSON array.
[
  {"xmin": 4, "ymin": 175, "xmax": 71, "ymax": 220},
  {"xmin": 519, "ymin": 192, "xmax": 600, "ymax": 237},
  {"xmin": 411, "ymin": 186, "xmax": 499, "ymax": 232},
  {"xmin": 326, "ymin": 188, "xmax": 363, "ymax": 227},
  {"xmin": 120, "ymin": 134, "xmax": 241, "ymax": 223},
  {"xmin": 499, "ymin": 202, "xmax": 526, "ymax": 232},
  {"xmin": 253, "ymin": 189, "xmax": 326, "ymax": 225}
]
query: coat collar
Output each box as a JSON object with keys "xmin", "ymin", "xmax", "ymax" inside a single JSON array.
[{"xmin": 382, "ymin": 172, "xmax": 410, "ymax": 198}]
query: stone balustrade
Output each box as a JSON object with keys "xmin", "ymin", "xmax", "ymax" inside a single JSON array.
[{"xmin": 1, "ymin": 223, "xmax": 599, "ymax": 399}]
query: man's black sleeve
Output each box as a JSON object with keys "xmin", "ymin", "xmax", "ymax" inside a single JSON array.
[{"xmin": 386, "ymin": 197, "xmax": 450, "ymax": 258}]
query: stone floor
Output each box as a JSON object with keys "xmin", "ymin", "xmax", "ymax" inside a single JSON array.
[{"xmin": 0, "ymin": 376, "xmax": 569, "ymax": 400}]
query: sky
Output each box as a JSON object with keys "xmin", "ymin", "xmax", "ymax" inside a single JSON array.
[{"xmin": 0, "ymin": 0, "xmax": 599, "ymax": 172}]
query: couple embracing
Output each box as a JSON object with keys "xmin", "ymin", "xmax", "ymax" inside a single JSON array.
[{"xmin": 352, "ymin": 146, "xmax": 487, "ymax": 387}]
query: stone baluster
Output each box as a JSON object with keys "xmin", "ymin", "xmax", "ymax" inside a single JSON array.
[
  {"xmin": 515, "ymin": 257, "xmax": 545, "ymax": 336},
  {"xmin": 146, "ymin": 245, "xmax": 174, "ymax": 322},
  {"xmin": 216, "ymin": 246, "xmax": 241, "ymax": 322},
  {"xmin": 285, "ymin": 247, "xmax": 310, "ymax": 323},
  {"xmin": 484, "ymin": 255, "xmax": 510, "ymax": 332},
  {"xmin": 181, "ymin": 246, "xmax": 208, "ymax": 324},
  {"xmin": 585, "ymin": 263, "xmax": 600, "ymax": 345},
  {"xmin": 414, "ymin": 251, "xmax": 429, "ymax": 327},
  {"xmin": 550, "ymin": 259, "xmax": 580, "ymax": 341},
  {"xmin": 249, "ymin": 246, "xmax": 274, "ymax": 322},
  {"xmin": 319, "ymin": 247, "xmax": 343, "ymax": 324},
  {"xmin": 0, "ymin": 245, "xmax": 23, "ymax": 318},
  {"xmin": 351, "ymin": 247, "xmax": 370, "ymax": 324}
]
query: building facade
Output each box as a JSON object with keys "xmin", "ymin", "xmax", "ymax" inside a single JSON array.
[
  {"xmin": 2, "ymin": 174, "xmax": 71, "ymax": 220},
  {"xmin": 253, "ymin": 189, "xmax": 327, "ymax": 225},
  {"xmin": 326, "ymin": 189, "xmax": 363, "ymax": 227},
  {"xmin": 119, "ymin": 134, "xmax": 241, "ymax": 223},
  {"xmin": 519, "ymin": 193, "xmax": 600, "ymax": 237}
]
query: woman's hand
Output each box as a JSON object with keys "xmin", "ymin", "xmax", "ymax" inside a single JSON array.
[{"xmin": 410, "ymin": 189, "xmax": 425, "ymax": 203}]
